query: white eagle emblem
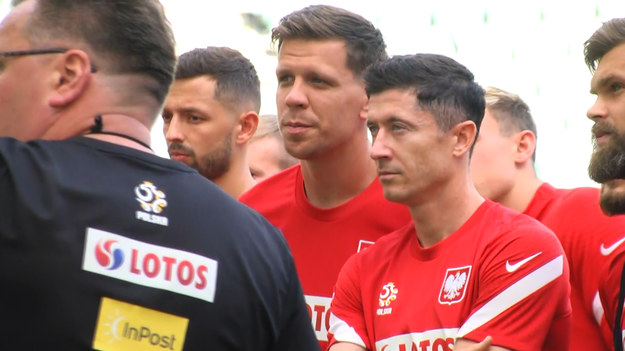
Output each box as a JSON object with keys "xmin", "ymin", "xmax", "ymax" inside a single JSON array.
[
  {"xmin": 443, "ymin": 272, "xmax": 467, "ymax": 300},
  {"xmin": 439, "ymin": 266, "xmax": 472, "ymax": 305}
]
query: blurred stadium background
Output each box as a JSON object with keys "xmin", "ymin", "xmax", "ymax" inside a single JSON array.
[{"xmin": 2, "ymin": 0, "xmax": 624, "ymax": 188}]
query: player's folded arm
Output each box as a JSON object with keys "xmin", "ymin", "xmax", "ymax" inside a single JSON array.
[{"xmin": 328, "ymin": 253, "xmax": 370, "ymax": 350}]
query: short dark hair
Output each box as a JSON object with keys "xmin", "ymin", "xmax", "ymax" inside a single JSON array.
[
  {"xmin": 584, "ymin": 18, "xmax": 625, "ymax": 72},
  {"xmin": 175, "ymin": 47, "xmax": 261, "ymax": 113},
  {"xmin": 484, "ymin": 86, "xmax": 537, "ymax": 162},
  {"xmin": 271, "ymin": 5, "xmax": 387, "ymax": 78},
  {"xmin": 365, "ymin": 54, "xmax": 485, "ymax": 134},
  {"xmin": 19, "ymin": 0, "xmax": 176, "ymax": 104}
]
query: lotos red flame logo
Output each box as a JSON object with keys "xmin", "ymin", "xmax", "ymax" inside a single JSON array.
[{"xmin": 95, "ymin": 239, "xmax": 125, "ymax": 270}]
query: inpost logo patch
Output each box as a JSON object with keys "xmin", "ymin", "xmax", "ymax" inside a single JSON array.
[{"xmin": 93, "ymin": 297, "xmax": 188, "ymax": 351}]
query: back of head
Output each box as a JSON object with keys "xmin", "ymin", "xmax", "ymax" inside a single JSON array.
[
  {"xmin": 365, "ymin": 54, "xmax": 485, "ymax": 133},
  {"xmin": 175, "ymin": 47, "xmax": 261, "ymax": 113},
  {"xmin": 17, "ymin": 0, "xmax": 176, "ymax": 105},
  {"xmin": 271, "ymin": 5, "xmax": 387, "ymax": 78},
  {"xmin": 484, "ymin": 87, "xmax": 537, "ymax": 162},
  {"xmin": 484, "ymin": 87, "xmax": 536, "ymax": 136},
  {"xmin": 251, "ymin": 114, "xmax": 297, "ymax": 170},
  {"xmin": 251, "ymin": 114, "xmax": 281, "ymax": 142},
  {"xmin": 585, "ymin": 18, "xmax": 625, "ymax": 72}
]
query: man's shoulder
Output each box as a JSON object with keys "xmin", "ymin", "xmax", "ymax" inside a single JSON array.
[
  {"xmin": 538, "ymin": 184, "xmax": 625, "ymax": 232},
  {"xmin": 240, "ymin": 164, "xmax": 299, "ymax": 207},
  {"xmin": 351, "ymin": 223, "xmax": 414, "ymax": 263},
  {"xmin": 0, "ymin": 137, "xmax": 50, "ymax": 159},
  {"xmin": 536, "ymin": 183, "xmax": 599, "ymax": 211},
  {"xmin": 481, "ymin": 200, "xmax": 560, "ymax": 246},
  {"xmin": 0, "ymin": 138, "xmax": 84, "ymax": 180}
]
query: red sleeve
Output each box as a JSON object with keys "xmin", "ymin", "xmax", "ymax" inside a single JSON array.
[
  {"xmin": 327, "ymin": 252, "xmax": 369, "ymax": 350},
  {"xmin": 458, "ymin": 219, "xmax": 571, "ymax": 351}
]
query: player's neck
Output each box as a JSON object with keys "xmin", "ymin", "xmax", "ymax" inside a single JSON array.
[
  {"xmin": 500, "ymin": 173, "xmax": 544, "ymax": 213},
  {"xmin": 300, "ymin": 141, "xmax": 377, "ymax": 209},
  {"xmin": 81, "ymin": 114, "xmax": 153, "ymax": 153},
  {"xmin": 410, "ymin": 179, "xmax": 485, "ymax": 248},
  {"xmin": 212, "ymin": 160, "xmax": 257, "ymax": 199}
]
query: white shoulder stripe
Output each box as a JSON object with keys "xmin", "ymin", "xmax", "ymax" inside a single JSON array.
[
  {"xmin": 457, "ymin": 255, "xmax": 564, "ymax": 337},
  {"xmin": 328, "ymin": 312, "xmax": 367, "ymax": 348}
]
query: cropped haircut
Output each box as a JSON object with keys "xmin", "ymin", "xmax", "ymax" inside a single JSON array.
[
  {"xmin": 484, "ymin": 87, "xmax": 537, "ymax": 162},
  {"xmin": 175, "ymin": 47, "xmax": 261, "ymax": 113},
  {"xmin": 271, "ymin": 5, "xmax": 387, "ymax": 78},
  {"xmin": 18, "ymin": 0, "xmax": 176, "ymax": 104},
  {"xmin": 365, "ymin": 54, "xmax": 485, "ymax": 134},
  {"xmin": 584, "ymin": 18, "xmax": 625, "ymax": 72},
  {"xmin": 251, "ymin": 114, "xmax": 280, "ymax": 142}
]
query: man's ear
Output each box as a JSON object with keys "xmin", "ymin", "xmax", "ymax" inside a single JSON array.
[
  {"xmin": 48, "ymin": 49, "xmax": 93, "ymax": 108},
  {"xmin": 451, "ymin": 120, "xmax": 478, "ymax": 157},
  {"xmin": 513, "ymin": 130, "xmax": 536, "ymax": 164},
  {"xmin": 359, "ymin": 93, "xmax": 369, "ymax": 121},
  {"xmin": 235, "ymin": 111, "xmax": 259, "ymax": 145}
]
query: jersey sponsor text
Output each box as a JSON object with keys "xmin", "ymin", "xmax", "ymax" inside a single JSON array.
[
  {"xmin": 83, "ymin": 227, "xmax": 218, "ymax": 302},
  {"xmin": 93, "ymin": 297, "xmax": 188, "ymax": 351},
  {"xmin": 375, "ymin": 328, "xmax": 458, "ymax": 351},
  {"xmin": 305, "ymin": 295, "xmax": 332, "ymax": 341}
]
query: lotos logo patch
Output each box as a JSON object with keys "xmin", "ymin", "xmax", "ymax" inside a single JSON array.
[
  {"xmin": 93, "ymin": 297, "xmax": 188, "ymax": 351},
  {"xmin": 83, "ymin": 228, "xmax": 218, "ymax": 303},
  {"xmin": 375, "ymin": 328, "xmax": 457, "ymax": 351},
  {"xmin": 96, "ymin": 239, "xmax": 125, "ymax": 270}
]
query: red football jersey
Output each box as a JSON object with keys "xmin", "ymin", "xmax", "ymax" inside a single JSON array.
[
  {"xmin": 240, "ymin": 165, "xmax": 412, "ymax": 349},
  {"xmin": 329, "ymin": 200, "xmax": 571, "ymax": 351},
  {"xmin": 525, "ymin": 183, "xmax": 625, "ymax": 350}
]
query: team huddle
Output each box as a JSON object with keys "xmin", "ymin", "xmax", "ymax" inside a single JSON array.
[{"xmin": 1, "ymin": 1, "xmax": 625, "ymax": 351}]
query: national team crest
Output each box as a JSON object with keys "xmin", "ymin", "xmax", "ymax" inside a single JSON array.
[
  {"xmin": 376, "ymin": 282, "xmax": 398, "ymax": 316},
  {"xmin": 438, "ymin": 265, "xmax": 471, "ymax": 305}
]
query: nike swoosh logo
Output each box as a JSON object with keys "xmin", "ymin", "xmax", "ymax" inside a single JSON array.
[
  {"xmin": 506, "ymin": 252, "xmax": 542, "ymax": 273},
  {"xmin": 600, "ymin": 236, "xmax": 625, "ymax": 256}
]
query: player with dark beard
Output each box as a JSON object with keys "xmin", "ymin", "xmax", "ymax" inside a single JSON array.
[{"xmin": 585, "ymin": 17, "xmax": 625, "ymax": 351}]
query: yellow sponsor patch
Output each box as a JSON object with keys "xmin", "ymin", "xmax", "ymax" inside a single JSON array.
[{"xmin": 93, "ymin": 297, "xmax": 188, "ymax": 351}]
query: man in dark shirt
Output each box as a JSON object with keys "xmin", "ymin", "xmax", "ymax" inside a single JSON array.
[{"xmin": 0, "ymin": 1, "xmax": 318, "ymax": 350}]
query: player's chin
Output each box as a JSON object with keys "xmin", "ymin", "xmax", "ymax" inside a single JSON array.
[
  {"xmin": 600, "ymin": 180, "xmax": 625, "ymax": 216},
  {"xmin": 381, "ymin": 186, "xmax": 409, "ymax": 205}
]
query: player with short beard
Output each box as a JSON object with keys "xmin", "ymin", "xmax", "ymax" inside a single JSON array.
[{"xmin": 162, "ymin": 46, "xmax": 260, "ymax": 199}]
